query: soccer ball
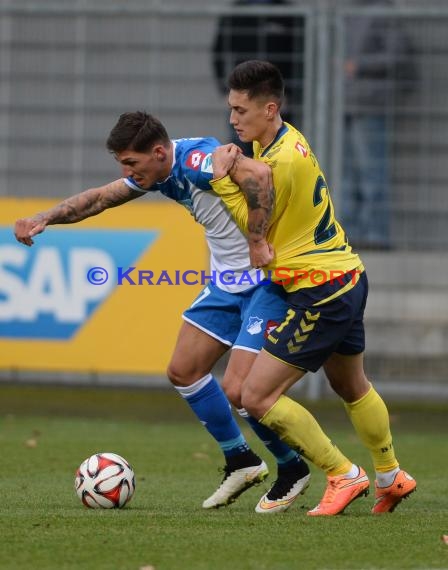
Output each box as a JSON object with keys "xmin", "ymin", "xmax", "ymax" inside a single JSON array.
[{"xmin": 75, "ymin": 452, "xmax": 136, "ymax": 509}]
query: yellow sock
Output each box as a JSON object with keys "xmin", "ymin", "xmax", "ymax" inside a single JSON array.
[
  {"xmin": 261, "ymin": 395, "xmax": 352, "ymax": 475},
  {"xmin": 344, "ymin": 384, "xmax": 399, "ymax": 472}
]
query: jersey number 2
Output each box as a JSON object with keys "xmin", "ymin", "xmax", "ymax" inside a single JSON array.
[{"xmin": 313, "ymin": 175, "xmax": 336, "ymax": 245}]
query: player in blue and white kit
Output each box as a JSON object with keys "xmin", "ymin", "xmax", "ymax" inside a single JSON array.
[{"xmin": 14, "ymin": 111, "xmax": 310, "ymax": 513}]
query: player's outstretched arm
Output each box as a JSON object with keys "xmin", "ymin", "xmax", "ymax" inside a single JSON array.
[
  {"xmin": 212, "ymin": 144, "xmax": 275, "ymax": 268},
  {"xmin": 14, "ymin": 178, "xmax": 141, "ymax": 246}
]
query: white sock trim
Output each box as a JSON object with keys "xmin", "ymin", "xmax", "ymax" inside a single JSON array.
[
  {"xmin": 345, "ymin": 464, "xmax": 360, "ymax": 479},
  {"xmin": 375, "ymin": 466, "xmax": 400, "ymax": 488},
  {"xmin": 173, "ymin": 373, "xmax": 213, "ymax": 399}
]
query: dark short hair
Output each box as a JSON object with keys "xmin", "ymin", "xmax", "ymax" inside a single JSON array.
[
  {"xmin": 228, "ymin": 60, "xmax": 285, "ymax": 103},
  {"xmin": 106, "ymin": 111, "xmax": 170, "ymax": 153}
]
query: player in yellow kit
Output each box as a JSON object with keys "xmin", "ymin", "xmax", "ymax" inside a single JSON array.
[{"xmin": 210, "ymin": 59, "xmax": 416, "ymax": 515}]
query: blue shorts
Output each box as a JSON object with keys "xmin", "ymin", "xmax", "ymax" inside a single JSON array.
[
  {"xmin": 264, "ymin": 270, "xmax": 368, "ymax": 371},
  {"xmin": 183, "ymin": 281, "xmax": 288, "ymax": 352}
]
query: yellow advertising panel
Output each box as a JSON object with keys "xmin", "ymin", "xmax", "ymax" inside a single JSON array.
[{"xmin": 0, "ymin": 198, "xmax": 208, "ymax": 374}]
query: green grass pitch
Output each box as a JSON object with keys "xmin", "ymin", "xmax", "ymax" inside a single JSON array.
[{"xmin": 0, "ymin": 385, "xmax": 447, "ymax": 570}]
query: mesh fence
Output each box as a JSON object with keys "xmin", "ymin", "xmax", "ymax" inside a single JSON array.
[{"xmin": 1, "ymin": 2, "xmax": 447, "ymax": 396}]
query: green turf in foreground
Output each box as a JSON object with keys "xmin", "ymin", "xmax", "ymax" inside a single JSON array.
[{"xmin": 0, "ymin": 386, "xmax": 447, "ymax": 570}]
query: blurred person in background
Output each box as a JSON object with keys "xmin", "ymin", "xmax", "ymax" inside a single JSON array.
[
  {"xmin": 340, "ymin": 0, "xmax": 417, "ymax": 249},
  {"xmin": 212, "ymin": 0, "xmax": 305, "ymax": 156}
]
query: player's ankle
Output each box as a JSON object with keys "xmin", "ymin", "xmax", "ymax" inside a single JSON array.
[
  {"xmin": 375, "ymin": 466, "xmax": 400, "ymax": 487},
  {"xmin": 226, "ymin": 449, "xmax": 262, "ymax": 471}
]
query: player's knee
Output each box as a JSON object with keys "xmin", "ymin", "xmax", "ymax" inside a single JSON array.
[
  {"xmin": 166, "ymin": 361, "xmax": 183, "ymax": 386},
  {"xmin": 240, "ymin": 386, "xmax": 262, "ymax": 419},
  {"xmin": 166, "ymin": 360, "xmax": 203, "ymax": 387},
  {"xmin": 327, "ymin": 373, "xmax": 370, "ymax": 403},
  {"xmin": 222, "ymin": 376, "xmax": 242, "ymax": 408}
]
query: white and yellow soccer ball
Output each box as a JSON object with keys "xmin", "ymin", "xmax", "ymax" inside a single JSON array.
[{"xmin": 75, "ymin": 452, "xmax": 135, "ymax": 508}]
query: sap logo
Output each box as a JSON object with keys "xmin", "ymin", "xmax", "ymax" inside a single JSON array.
[
  {"xmin": 0, "ymin": 228, "xmax": 157, "ymax": 340},
  {"xmin": 0, "ymin": 245, "xmax": 114, "ymax": 328}
]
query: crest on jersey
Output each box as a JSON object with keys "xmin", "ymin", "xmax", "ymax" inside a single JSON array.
[
  {"xmin": 247, "ymin": 316, "xmax": 263, "ymax": 335},
  {"xmin": 186, "ymin": 150, "xmax": 206, "ymax": 170},
  {"xmin": 295, "ymin": 141, "xmax": 308, "ymax": 158}
]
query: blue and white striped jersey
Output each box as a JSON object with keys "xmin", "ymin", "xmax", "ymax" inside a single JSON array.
[{"xmin": 124, "ymin": 137, "xmax": 261, "ymax": 293}]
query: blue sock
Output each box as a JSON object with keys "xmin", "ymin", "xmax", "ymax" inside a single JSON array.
[
  {"xmin": 175, "ymin": 374, "xmax": 249, "ymax": 458},
  {"xmin": 237, "ymin": 408, "xmax": 301, "ymax": 468}
]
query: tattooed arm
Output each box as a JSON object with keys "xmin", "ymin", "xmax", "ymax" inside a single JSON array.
[
  {"xmin": 14, "ymin": 179, "xmax": 142, "ymax": 246},
  {"xmin": 211, "ymin": 144, "xmax": 275, "ymax": 267}
]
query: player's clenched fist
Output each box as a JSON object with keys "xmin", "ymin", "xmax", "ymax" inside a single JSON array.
[
  {"xmin": 212, "ymin": 143, "xmax": 242, "ymax": 179},
  {"xmin": 249, "ymin": 239, "xmax": 275, "ymax": 269}
]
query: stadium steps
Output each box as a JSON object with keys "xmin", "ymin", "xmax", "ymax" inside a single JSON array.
[{"xmin": 360, "ymin": 251, "xmax": 448, "ymax": 398}]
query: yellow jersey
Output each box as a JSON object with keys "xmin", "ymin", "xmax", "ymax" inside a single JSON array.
[{"xmin": 211, "ymin": 122, "xmax": 362, "ymax": 293}]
